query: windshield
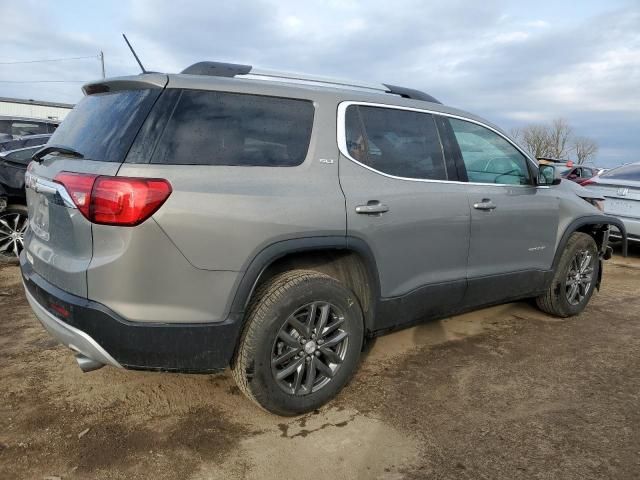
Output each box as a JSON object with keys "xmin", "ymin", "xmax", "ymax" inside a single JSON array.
[{"xmin": 48, "ymin": 89, "xmax": 160, "ymax": 162}]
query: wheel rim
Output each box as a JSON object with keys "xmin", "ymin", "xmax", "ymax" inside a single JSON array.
[
  {"xmin": 0, "ymin": 212, "xmax": 28, "ymax": 258},
  {"xmin": 271, "ymin": 301, "xmax": 349, "ymax": 396},
  {"xmin": 565, "ymin": 249, "xmax": 595, "ymax": 306}
]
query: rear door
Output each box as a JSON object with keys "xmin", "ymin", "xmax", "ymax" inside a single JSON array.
[
  {"xmin": 338, "ymin": 103, "xmax": 470, "ymax": 329},
  {"xmin": 443, "ymin": 117, "xmax": 559, "ymax": 305},
  {"xmin": 23, "ymin": 77, "xmax": 165, "ymax": 297}
]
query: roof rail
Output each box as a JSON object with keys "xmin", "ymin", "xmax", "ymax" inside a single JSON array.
[{"xmin": 180, "ymin": 61, "xmax": 442, "ymax": 104}]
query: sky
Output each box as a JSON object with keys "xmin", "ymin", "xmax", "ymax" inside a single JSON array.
[{"xmin": 0, "ymin": 0, "xmax": 638, "ymax": 167}]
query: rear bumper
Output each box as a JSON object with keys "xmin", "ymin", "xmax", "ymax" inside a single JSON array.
[
  {"xmin": 24, "ymin": 283, "xmax": 123, "ymax": 368},
  {"xmin": 20, "ymin": 253, "xmax": 243, "ymax": 373}
]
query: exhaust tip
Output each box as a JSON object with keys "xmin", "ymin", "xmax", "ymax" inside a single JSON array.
[{"xmin": 75, "ymin": 353, "xmax": 105, "ymax": 373}]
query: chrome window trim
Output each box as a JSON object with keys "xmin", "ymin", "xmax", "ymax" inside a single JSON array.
[{"xmin": 336, "ymin": 101, "xmax": 540, "ymax": 188}]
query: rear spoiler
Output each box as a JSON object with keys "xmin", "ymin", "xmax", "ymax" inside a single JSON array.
[{"xmin": 82, "ymin": 73, "xmax": 168, "ymax": 96}]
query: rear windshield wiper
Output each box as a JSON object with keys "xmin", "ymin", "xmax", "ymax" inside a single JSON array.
[{"xmin": 32, "ymin": 144, "xmax": 84, "ymax": 162}]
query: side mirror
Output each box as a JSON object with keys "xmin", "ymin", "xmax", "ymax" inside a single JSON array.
[{"xmin": 538, "ymin": 164, "xmax": 561, "ymax": 186}]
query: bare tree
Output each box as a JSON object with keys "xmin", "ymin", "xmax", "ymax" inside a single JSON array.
[
  {"xmin": 573, "ymin": 136, "xmax": 598, "ymax": 164},
  {"xmin": 511, "ymin": 124, "xmax": 552, "ymax": 159},
  {"xmin": 547, "ymin": 118, "xmax": 572, "ymax": 159},
  {"xmin": 511, "ymin": 118, "xmax": 597, "ymax": 163}
]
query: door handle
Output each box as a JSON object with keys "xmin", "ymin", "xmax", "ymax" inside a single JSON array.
[
  {"xmin": 355, "ymin": 201, "xmax": 389, "ymax": 215},
  {"xmin": 473, "ymin": 199, "xmax": 497, "ymax": 211}
]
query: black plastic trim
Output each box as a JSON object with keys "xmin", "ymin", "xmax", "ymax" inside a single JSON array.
[
  {"xmin": 553, "ymin": 215, "xmax": 628, "ymax": 266},
  {"xmin": 21, "ymin": 256, "xmax": 241, "ymax": 373},
  {"xmin": 383, "ymin": 84, "xmax": 442, "ymax": 104},
  {"xmin": 228, "ymin": 236, "xmax": 382, "ymax": 331},
  {"xmin": 181, "ymin": 61, "xmax": 252, "ymax": 77}
]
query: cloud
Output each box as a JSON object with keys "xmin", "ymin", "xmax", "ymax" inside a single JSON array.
[{"xmin": 0, "ymin": 0, "xmax": 637, "ymax": 166}]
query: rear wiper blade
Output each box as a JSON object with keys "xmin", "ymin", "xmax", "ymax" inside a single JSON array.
[{"xmin": 32, "ymin": 144, "xmax": 84, "ymax": 162}]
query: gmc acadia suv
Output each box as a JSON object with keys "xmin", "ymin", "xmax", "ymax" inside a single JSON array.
[{"xmin": 21, "ymin": 62, "xmax": 626, "ymax": 415}]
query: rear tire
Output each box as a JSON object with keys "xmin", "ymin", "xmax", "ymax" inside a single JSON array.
[
  {"xmin": 536, "ymin": 232, "xmax": 600, "ymax": 317},
  {"xmin": 0, "ymin": 204, "xmax": 28, "ymax": 260},
  {"xmin": 232, "ymin": 270, "xmax": 364, "ymax": 415}
]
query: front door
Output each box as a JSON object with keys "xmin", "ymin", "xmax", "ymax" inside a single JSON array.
[{"xmin": 444, "ymin": 117, "xmax": 559, "ymax": 305}]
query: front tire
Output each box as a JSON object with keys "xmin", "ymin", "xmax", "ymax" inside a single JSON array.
[
  {"xmin": 536, "ymin": 232, "xmax": 600, "ymax": 317},
  {"xmin": 232, "ymin": 270, "xmax": 364, "ymax": 415}
]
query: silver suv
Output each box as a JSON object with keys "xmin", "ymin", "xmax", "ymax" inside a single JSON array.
[{"xmin": 21, "ymin": 62, "xmax": 626, "ymax": 415}]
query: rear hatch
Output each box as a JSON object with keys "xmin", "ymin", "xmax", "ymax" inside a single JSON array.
[
  {"xmin": 23, "ymin": 75, "xmax": 167, "ymax": 297},
  {"xmin": 585, "ymin": 165, "xmax": 640, "ymax": 220}
]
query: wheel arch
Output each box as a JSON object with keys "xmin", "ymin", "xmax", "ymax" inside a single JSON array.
[
  {"xmin": 228, "ymin": 236, "xmax": 381, "ymax": 334},
  {"xmin": 552, "ymin": 215, "xmax": 628, "ymax": 273}
]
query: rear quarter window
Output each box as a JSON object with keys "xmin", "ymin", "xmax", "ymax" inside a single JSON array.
[{"xmin": 150, "ymin": 90, "xmax": 314, "ymax": 167}]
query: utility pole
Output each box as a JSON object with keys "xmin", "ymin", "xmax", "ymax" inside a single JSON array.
[{"xmin": 99, "ymin": 51, "xmax": 105, "ymax": 78}]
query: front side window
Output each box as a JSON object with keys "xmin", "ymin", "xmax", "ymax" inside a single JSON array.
[
  {"xmin": 581, "ymin": 167, "xmax": 594, "ymax": 178},
  {"xmin": 345, "ymin": 105, "xmax": 447, "ymax": 180},
  {"xmin": 448, "ymin": 118, "xmax": 531, "ymax": 185},
  {"xmin": 151, "ymin": 90, "xmax": 314, "ymax": 166}
]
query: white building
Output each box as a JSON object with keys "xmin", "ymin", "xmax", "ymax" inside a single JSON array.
[{"xmin": 0, "ymin": 97, "xmax": 73, "ymax": 121}]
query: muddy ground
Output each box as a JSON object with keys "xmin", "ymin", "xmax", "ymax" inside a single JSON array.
[{"xmin": 1, "ymin": 250, "xmax": 639, "ymax": 479}]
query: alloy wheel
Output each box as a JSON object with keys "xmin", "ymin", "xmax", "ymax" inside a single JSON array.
[
  {"xmin": 271, "ymin": 301, "xmax": 349, "ymax": 396},
  {"xmin": 565, "ymin": 249, "xmax": 595, "ymax": 306},
  {"xmin": 0, "ymin": 212, "xmax": 28, "ymax": 258}
]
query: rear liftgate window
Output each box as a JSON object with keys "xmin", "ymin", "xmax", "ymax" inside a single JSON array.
[
  {"xmin": 151, "ymin": 90, "xmax": 315, "ymax": 166},
  {"xmin": 48, "ymin": 89, "xmax": 161, "ymax": 162}
]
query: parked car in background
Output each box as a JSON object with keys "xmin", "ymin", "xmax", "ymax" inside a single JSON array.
[
  {"xmin": 0, "ymin": 145, "xmax": 40, "ymax": 257},
  {"xmin": 559, "ymin": 164, "xmax": 597, "ymax": 185},
  {"xmin": 582, "ymin": 162, "xmax": 640, "ymax": 244},
  {"xmin": 20, "ymin": 63, "xmax": 625, "ymax": 415},
  {"xmin": 0, "ymin": 134, "xmax": 52, "ymax": 152},
  {"xmin": 0, "ymin": 116, "xmax": 59, "ymax": 140},
  {"xmin": 537, "ymin": 158, "xmax": 598, "ymax": 185}
]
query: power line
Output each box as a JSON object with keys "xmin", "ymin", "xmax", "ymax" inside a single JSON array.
[{"xmin": 0, "ymin": 55, "xmax": 98, "ymax": 65}]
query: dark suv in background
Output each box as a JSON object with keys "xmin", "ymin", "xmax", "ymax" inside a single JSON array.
[{"xmin": 21, "ymin": 62, "xmax": 626, "ymax": 415}]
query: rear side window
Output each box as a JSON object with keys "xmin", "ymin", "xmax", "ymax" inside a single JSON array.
[
  {"xmin": 11, "ymin": 122, "xmax": 48, "ymax": 136},
  {"xmin": 448, "ymin": 118, "xmax": 531, "ymax": 185},
  {"xmin": 602, "ymin": 164, "xmax": 640, "ymax": 181},
  {"xmin": 48, "ymin": 89, "xmax": 161, "ymax": 162},
  {"xmin": 151, "ymin": 90, "xmax": 314, "ymax": 166},
  {"xmin": 344, "ymin": 105, "xmax": 447, "ymax": 180}
]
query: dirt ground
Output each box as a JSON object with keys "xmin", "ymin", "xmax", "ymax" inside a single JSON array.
[{"xmin": 1, "ymin": 249, "xmax": 639, "ymax": 480}]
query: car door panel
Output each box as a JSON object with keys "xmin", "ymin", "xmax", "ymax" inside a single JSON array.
[
  {"xmin": 443, "ymin": 116, "xmax": 560, "ymax": 305},
  {"xmin": 340, "ymin": 156, "xmax": 470, "ymax": 329},
  {"xmin": 338, "ymin": 103, "xmax": 471, "ymax": 331}
]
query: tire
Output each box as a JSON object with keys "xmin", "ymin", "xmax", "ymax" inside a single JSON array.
[
  {"xmin": 232, "ymin": 270, "xmax": 364, "ymax": 415},
  {"xmin": 0, "ymin": 204, "xmax": 28, "ymax": 260},
  {"xmin": 536, "ymin": 232, "xmax": 600, "ymax": 317}
]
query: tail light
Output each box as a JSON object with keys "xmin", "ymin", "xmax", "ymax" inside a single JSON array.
[{"xmin": 54, "ymin": 172, "xmax": 172, "ymax": 226}]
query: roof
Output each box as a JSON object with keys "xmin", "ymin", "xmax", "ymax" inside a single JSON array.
[{"xmin": 0, "ymin": 96, "xmax": 74, "ymax": 109}]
